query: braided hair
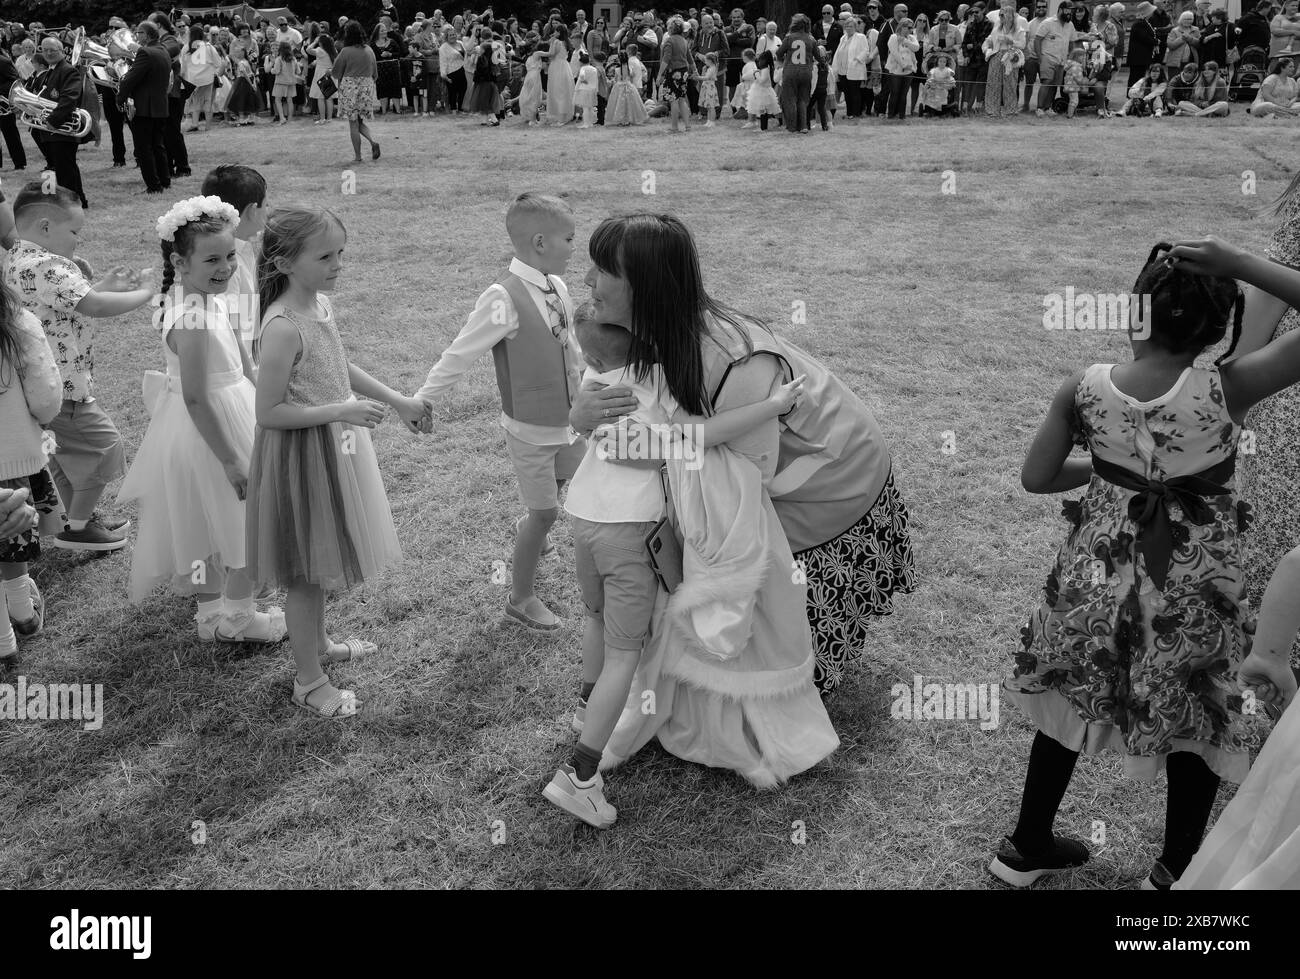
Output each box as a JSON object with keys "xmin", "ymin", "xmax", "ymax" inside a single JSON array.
[
  {"xmin": 1133, "ymin": 242, "xmax": 1244, "ymax": 365},
  {"xmin": 157, "ymin": 213, "xmax": 235, "ymax": 309}
]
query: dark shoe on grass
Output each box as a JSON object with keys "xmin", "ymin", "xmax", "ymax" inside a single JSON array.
[{"xmin": 989, "ymin": 834, "xmax": 1090, "ymax": 888}]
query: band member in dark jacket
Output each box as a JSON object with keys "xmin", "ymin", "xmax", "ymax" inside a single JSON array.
[
  {"xmin": 30, "ymin": 35, "xmax": 87, "ymax": 208},
  {"xmin": 97, "ymin": 15, "xmax": 132, "ymax": 167},
  {"xmin": 147, "ymin": 12, "xmax": 189, "ymax": 178},
  {"xmin": 0, "ymin": 46, "xmax": 26, "ymax": 169},
  {"xmin": 118, "ymin": 21, "xmax": 171, "ymax": 193}
]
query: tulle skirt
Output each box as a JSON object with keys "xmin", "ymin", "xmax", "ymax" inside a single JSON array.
[
  {"xmin": 747, "ymin": 82, "xmax": 779, "ymax": 116},
  {"xmin": 1175, "ymin": 696, "xmax": 1300, "ymax": 889},
  {"xmin": 245, "ymin": 411, "xmax": 401, "ymax": 591},
  {"xmin": 118, "ymin": 372, "xmax": 256, "ymax": 601},
  {"xmin": 464, "ymin": 80, "xmax": 504, "ymax": 114},
  {"xmin": 606, "ymin": 80, "xmax": 648, "ymax": 125}
]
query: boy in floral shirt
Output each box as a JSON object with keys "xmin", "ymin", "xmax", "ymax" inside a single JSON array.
[{"xmin": 5, "ymin": 182, "xmax": 155, "ymax": 551}]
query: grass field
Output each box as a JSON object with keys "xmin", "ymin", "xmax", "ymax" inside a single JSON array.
[{"xmin": 0, "ymin": 106, "xmax": 1291, "ymax": 890}]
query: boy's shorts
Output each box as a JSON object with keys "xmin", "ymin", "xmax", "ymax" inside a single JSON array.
[
  {"xmin": 48, "ymin": 399, "xmax": 126, "ymax": 492},
  {"xmin": 504, "ymin": 431, "xmax": 587, "ymax": 511},
  {"xmin": 572, "ymin": 516, "xmax": 660, "ymax": 652}
]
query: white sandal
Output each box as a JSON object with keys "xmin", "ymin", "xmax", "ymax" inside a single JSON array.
[
  {"xmin": 215, "ymin": 605, "xmax": 287, "ymax": 645},
  {"xmin": 320, "ymin": 637, "xmax": 376, "ymax": 664},
  {"xmin": 292, "ymin": 674, "xmax": 358, "ymax": 718}
]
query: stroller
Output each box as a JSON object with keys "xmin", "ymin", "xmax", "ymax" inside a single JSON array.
[{"xmin": 1230, "ymin": 45, "xmax": 1268, "ymax": 102}]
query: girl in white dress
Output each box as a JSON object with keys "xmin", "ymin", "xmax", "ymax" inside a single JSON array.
[
  {"xmin": 605, "ymin": 52, "xmax": 648, "ymax": 125},
  {"xmin": 119, "ymin": 196, "xmax": 286, "ymax": 644},
  {"xmin": 573, "ymin": 51, "xmax": 599, "ymax": 126},
  {"xmin": 746, "ymin": 50, "xmax": 780, "ymax": 130},
  {"xmin": 546, "ymin": 34, "xmax": 575, "ymax": 124},
  {"xmin": 518, "ymin": 45, "xmax": 545, "ymax": 123},
  {"xmin": 732, "ymin": 48, "xmax": 757, "ymax": 121}
]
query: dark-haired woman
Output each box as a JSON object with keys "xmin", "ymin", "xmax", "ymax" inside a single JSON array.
[
  {"xmin": 993, "ymin": 240, "xmax": 1272, "ymax": 890},
  {"xmin": 332, "ymin": 21, "xmax": 380, "ymax": 161},
  {"xmin": 371, "ymin": 20, "xmax": 402, "ymax": 113},
  {"xmin": 572, "ymin": 213, "xmax": 915, "ymax": 712}
]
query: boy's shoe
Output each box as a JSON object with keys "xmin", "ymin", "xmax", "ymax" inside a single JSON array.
[
  {"xmin": 504, "ymin": 596, "xmax": 562, "ymax": 633},
  {"xmin": 9, "ymin": 580, "xmax": 44, "ymax": 638},
  {"xmin": 52, "ymin": 519, "xmax": 128, "ymax": 552},
  {"xmin": 572, "ymin": 698, "xmax": 587, "ymax": 733},
  {"xmin": 543, "ymin": 764, "xmax": 616, "ymax": 828},
  {"xmin": 988, "ymin": 834, "xmax": 1090, "ymax": 888},
  {"xmin": 1141, "ymin": 859, "xmax": 1177, "ymax": 890}
]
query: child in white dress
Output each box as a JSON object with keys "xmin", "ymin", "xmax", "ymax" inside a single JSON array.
[
  {"xmin": 573, "ymin": 51, "xmax": 599, "ymax": 127},
  {"xmin": 519, "ymin": 47, "xmax": 544, "ymax": 124},
  {"xmin": 119, "ymin": 196, "xmax": 286, "ymax": 644},
  {"xmin": 746, "ymin": 50, "xmax": 780, "ymax": 130},
  {"xmin": 733, "ymin": 48, "xmax": 757, "ymax": 121}
]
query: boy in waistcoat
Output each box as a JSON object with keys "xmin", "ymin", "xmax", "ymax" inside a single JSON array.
[{"xmin": 415, "ymin": 194, "xmax": 583, "ymax": 632}]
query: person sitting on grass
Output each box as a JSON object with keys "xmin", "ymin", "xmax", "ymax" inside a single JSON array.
[
  {"xmin": 1171, "ymin": 59, "xmax": 1231, "ymax": 115},
  {"xmin": 1118, "ymin": 62, "xmax": 1167, "ymax": 115},
  {"xmin": 1250, "ymin": 56, "xmax": 1300, "ymax": 116}
]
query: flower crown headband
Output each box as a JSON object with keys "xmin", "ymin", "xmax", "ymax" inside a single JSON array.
[{"xmin": 156, "ymin": 196, "xmax": 239, "ymax": 243}]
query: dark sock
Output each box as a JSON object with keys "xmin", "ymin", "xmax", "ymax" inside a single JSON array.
[
  {"xmin": 1158, "ymin": 752, "xmax": 1221, "ymax": 878},
  {"xmin": 570, "ymin": 742, "xmax": 602, "ymax": 783},
  {"xmin": 1010, "ymin": 730, "xmax": 1080, "ymax": 856},
  {"xmin": 580, "ymin": 682, "xmax": 595, "ymax": 703}
]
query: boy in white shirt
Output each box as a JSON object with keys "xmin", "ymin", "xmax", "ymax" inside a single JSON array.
[
  {"xmin": 544, "ymin": 309, "xmax": 804, "ymax": 829},
  {"xmin": 415, "ymin": 193, "xmax": 583, "ymax": 634}
]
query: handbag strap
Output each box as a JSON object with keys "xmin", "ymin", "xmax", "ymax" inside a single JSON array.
[{"xmin": 658, "ymin": 463, "xmax": 675, "ymax": 526}]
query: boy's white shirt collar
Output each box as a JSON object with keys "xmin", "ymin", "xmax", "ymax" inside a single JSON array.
[{"xmin": 509, "ymin": 256, "xmax": 559, "ymax": 291}]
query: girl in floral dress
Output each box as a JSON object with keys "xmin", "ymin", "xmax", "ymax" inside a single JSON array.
[{"xmin": 990, "ymin": 242, "xmax": 1294, "ymax": 890}]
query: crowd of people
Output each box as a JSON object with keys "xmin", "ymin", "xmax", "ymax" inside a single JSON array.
[
  {"xmin": 2, "ymin": 6, "xmax": 1300, "ymax": 894},
  {"xmin": 1, "ymin": 0, "xmax": 1299, "ymax": 198}
]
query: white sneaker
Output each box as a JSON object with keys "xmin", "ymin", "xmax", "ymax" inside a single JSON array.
[
  {"xmin": 1035, "ymin": 108, "xmax": 1045, "ymax": 117},
  {"xmin": 543, "ymin": 764, "xmax": 616, "ymax": 828}
]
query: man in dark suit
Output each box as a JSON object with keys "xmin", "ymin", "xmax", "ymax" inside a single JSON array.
[
  {"xmin": 97, "ymin": 15, "xmax": 131, "ymax": 168},
  {"xmin": 118, "ymin": 21, "xmax": 170, "ymax": 194},
  {"xmin": 0, "ymin": 45, "xmax": 27, "ymax": 169},
  {"xmin": 147, "ymin": 12, "xmax": 190, "ymax": 179},
  {"xmin": 29, "ymin": 34, "xmax": 87, "ymax": 208}
]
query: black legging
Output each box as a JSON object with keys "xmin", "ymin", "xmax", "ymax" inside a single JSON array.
[
  {"xmin": 1011, "ymin": 730, "xmax": 1221, "ymax": 878},
  {"xmin": 445, "ymin": 67, "xmax": 467, "ymax": 110}
]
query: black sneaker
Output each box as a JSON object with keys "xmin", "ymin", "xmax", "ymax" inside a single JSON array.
[
  {"xmin": 51, "ymin": 520, "xmax": 128, "ymax": 552},
  {"xmin": 1141, "ymin": 859, "xmax": 1176, "ymax": 890},
  {"xmin": 989, "ymin": 834, "xmax": 1090, "ymax": 888}
]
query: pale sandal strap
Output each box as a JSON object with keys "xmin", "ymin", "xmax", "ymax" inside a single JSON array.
[{"xmin": 293, "ymin": 674, "xmax": 357, "ymax": 718}]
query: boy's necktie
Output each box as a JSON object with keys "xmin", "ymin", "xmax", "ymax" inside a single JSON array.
[{"xmin": 539, "ymin": 279, "xmax": 569, "ymax": 344}]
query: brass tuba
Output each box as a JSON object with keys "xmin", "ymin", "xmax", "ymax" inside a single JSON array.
[
  {"xmin": 8, "ymin": 81, "xmax": 94, "ymax": 138},
  {"xmin": 107, "ymin": 28, "xmax": 138, "ymax": 62},
  {"xmin": 68, "ymin": 27, "xmax": 85, "ymax": 68},
  {"xmin": 80, "ymin": 38, "xmax": 114, "ymax": 67}
]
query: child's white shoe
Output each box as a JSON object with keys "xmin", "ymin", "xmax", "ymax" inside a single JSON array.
[
  {"xmin": 543, "ymin": 764, "xmax": 616, "ymax": 828},
  {"xmin": 214, "ymin": 601, "xmax": 287, "ymax": 645}
]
